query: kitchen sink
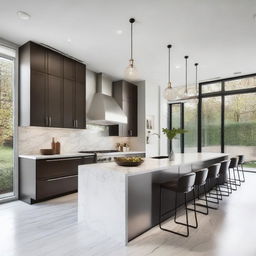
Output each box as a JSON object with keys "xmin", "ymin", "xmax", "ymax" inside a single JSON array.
[{"xmin": 151, "ymin": 156, "xmax": 168, "ymax": 159}]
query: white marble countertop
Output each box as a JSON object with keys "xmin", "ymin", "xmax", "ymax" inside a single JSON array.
[
  {"xmin": 19, "ymin": 151, "xmax": 145, "ymax": 160},
  {"xmin": 79, "ymin": 153, "xmax": 229, "ymax": 176}
]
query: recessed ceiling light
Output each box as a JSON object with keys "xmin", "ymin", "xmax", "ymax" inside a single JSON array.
[
  {"xmin": 17, "ymin": 11, "xmax": 31, "ymax": 20},
  {"xmin": 67, "ymin": 38, "xmax": 72, "ymax": 43},
  {"xmin": 175, "ymin": 65, "xmax": 181, "ymax": 69},
  {"xmin": 116, "ymin": 30, "xmax": 123, "ymax": 35}
]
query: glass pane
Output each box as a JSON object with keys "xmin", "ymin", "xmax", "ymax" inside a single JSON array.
[
  {"xmin": 225, "ymin": 93, "xmax": 256, "ymax": 161},
  {"xmin": 201, "ymin": 97, "xmax": 221, "ymax": 152},
  {"xmin": 171, "ymin": 104, "xmax": 181, "ymax": 153},
  {"xmin": 224, "ymin": 76, "xmax": 256, "ymax": 91},
  {"xmin": 0, "ymin": 45, "xmax": 16, "ymax": 58},
  {"xmin": 0, "ymin": 57, "xmax": 14, "ymax": 198},
  {"xmin": 184, "ymin": 101, "xmax": 197, "ymax": 152},
  {"xmin": 201, "ymin": 82, "xmax": 221, "ymax": 94}
]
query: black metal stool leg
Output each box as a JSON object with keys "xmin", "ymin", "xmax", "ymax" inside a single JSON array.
[{"xmin": 159, "ymin": 190, "xmax": 190, "ymax": 237}]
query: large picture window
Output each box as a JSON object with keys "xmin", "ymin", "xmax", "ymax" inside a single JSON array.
[
  {"xmin": 0, "ymin": 43, "xmax": 17, "ymax": 200},
  {"xmin": 169, "ymin": 73, "xmax": 256, "ymax": 165}
]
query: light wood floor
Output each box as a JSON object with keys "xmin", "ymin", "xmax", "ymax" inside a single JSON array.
[{"xmin": 1, "ymin": 172, "xmax": 256, "ymax": 256}]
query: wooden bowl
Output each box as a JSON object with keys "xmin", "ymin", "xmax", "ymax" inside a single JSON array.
[
  {"xmin": 40, "ymin": 149, "xmax": 54, "ymax": 155},
  {"xmin": 114, "ymin": 157, "xmax": 144, "ymax": 167}
]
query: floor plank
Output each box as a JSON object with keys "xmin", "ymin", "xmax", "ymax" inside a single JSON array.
[{"xmin": 0, "ymin": 173, "xmax": 256, "ymax": 256}]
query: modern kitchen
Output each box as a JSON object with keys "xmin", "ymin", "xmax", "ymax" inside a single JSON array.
[{"xmin": 0, "ymin": 1, "xmax": 256, "ymax": 256}]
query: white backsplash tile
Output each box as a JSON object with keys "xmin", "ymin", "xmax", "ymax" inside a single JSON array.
[{"xmin": 18, "ymin": 125, "xmax": 129, "ymax": 155}]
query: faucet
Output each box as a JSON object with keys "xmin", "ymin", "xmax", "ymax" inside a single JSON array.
[{"xmin": 146, "ymin": 131, "xmax": 160, "ymax": 144}]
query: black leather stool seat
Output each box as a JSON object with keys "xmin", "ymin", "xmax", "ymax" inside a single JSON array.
[{"xmin": 207, "ymin": 163, "xmax": 221, "ymax": 179}]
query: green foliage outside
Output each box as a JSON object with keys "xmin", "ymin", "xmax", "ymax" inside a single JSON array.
[
  {"xmin": 0, "ymin": 58, "xmax": 14, "ymax": 195},
  {"xmin": 0, "ymin": 146, "xmax": 13, "ymax": 193}
]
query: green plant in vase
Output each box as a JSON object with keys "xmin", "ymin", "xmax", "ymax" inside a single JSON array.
[{"xmin": 162, "ymin": 128, "xmax": 187, "ymax": 161}]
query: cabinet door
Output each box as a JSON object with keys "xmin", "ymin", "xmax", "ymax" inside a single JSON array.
[
  {"xmin": 48, "ymin": 75, "xmax": 63, "ymax": 127},
  {"xmin": 30, "ymin": 71, "xmax": 47, "ymax": 126},
  {"xmin": 76, "ymin": 62, "xmax": 85, "ymax": 83},
  {"xmin": 75, "ymin": 82, "xmax": 85, "ymax": 128},
  {"xmin": 64, "ymin": 57, "xmax": 75, "ymax": 80},
  {"xmin": 30, "ymin": 43, "xmax": 46, "ymax": 73},
  {"xmin": 63, "ymin": 79, "xmax": 75, "ymax": 128},
  {"xmin": 47, "ymin": 50, "xmax": 63, "ymax": 77}
]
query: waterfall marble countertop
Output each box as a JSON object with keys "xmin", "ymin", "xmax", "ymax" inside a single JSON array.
[
  {"xmin": 79, "ymin": 153, "xmax": 229, "ymax": 176},
  {"xmin": 19, "ymin": 151, "xmax": 145, "ymax": 160}
]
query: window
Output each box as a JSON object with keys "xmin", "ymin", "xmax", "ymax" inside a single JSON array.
[
  {"xmin": 201, "ymin": 97, "xmax": 221, "ymax": 153},
  {"xmin": 225, "ymin": 93, "xmax": 256, "ymax": 160},
  {"xmin": 184, "ymin": 101, "xmax": 197, "ymax": 152},
  {"xmin": 225, "ymin": 76, "xmax": 256, "ymax": 91},
  {"xmin": 201, "ymin": 82, "xmax": 222, "ymax": 94},
  {"xmin": 0, "ymin": 43, "xmax": 16, "ymax": 200}
]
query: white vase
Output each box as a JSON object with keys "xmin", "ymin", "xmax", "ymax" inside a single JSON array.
[{"xmin": 169, "ymin": 149, "xmax": 175, "ymax": 161}]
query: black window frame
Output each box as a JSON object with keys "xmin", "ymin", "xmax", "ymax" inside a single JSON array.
[{"xmin": 169, "ymin": 73, "xmax": 256, "ymax": 154}]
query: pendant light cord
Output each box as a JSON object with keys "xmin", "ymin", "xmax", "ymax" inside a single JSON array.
[
  {"xmin": 185, "ymin": 56, "xmax": 189, "ymax": 94},
  {"xmin": 131, "ymin": 21, "xmax": 133, "ymax": 60},
  {"xmin": 167, "ymin": 45, "xmax": 172, "ymax": 83},
  {"xmin": 195, "ymin": 63, "xmax": 198, "ymax": 93},
  {"xmin": 129, "ymin": 18, "xmax": 135, "ymax": 60}
]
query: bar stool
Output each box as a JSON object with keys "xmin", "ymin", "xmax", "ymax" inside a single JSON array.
[
  {"xmin": 189, "ymin": 169, "xmax": 209, "ymax": 215},
  {"xmin": 238, "ymin": 155, "xmax": 245, "ymax": 182},
  {"xmin": 159, "ymin": 172, "xmax": 197, "ymax": 237},
  {"xmin": 217, "ymin": 160, "xmax": 232, "ymax": 196},
  {"xmin": 228, "ymin": 157, "xmax": 240, "ymax": 190},
  {"xmin": 203, "ymin": 163, "xmax": 221, "ymax": 210}
]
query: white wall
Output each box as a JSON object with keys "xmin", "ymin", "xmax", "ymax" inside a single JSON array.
[{"xmin": 145, "ymin": 82, "xmax": 168, "ymax": 157}]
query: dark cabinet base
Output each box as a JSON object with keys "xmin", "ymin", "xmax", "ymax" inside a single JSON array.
[{"xmin": 19, "ymin": 156, "xmax": 95, "ymax": 204}]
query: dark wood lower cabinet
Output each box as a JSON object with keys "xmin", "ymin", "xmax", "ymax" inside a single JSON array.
[{"xmin": 19, "ymin": 155, "xmax": 96, "ymax": 204}]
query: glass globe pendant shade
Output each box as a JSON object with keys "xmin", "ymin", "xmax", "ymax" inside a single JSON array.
[
  {"xmin": 124, "ymin": 59, "xmax": 138, "ymax": 81},
  {"xmin": 163, "ymin": 82, "xmax": 174, "ymax": 100}
]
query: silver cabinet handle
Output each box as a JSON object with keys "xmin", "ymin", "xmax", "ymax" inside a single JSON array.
[
  {"xmin": 73, "ymin": 120, "xmax": 76, "ymax": 128},
  {"xmin": 47, "ymin": 174, "xmax": 78, "ymax": 182},
  {"xmin": 46, "ymin": 157, "xmax": 82, "ymax": 162},
  {"xmin": 76, "ymin": 120, "xmax": 78, "ymax": 128},
  {"xmin": 49, "ymin": 116, "xmax": 52, "ymax": 127},
  {"xmin": 45, "ymin": 116, "xmax": 49, "ymax": 126}
]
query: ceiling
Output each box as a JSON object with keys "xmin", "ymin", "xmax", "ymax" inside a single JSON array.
[{"xmin": 1, "ymin": 0, "xmax": 256, "ymax": 87}]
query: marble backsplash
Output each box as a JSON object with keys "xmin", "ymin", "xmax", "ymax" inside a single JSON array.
[{"xmin": 18, "ymin": 125, "xmax": 130, "ymax": 155}]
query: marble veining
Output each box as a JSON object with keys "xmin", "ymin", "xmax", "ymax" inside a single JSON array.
[
  {"xmin": 79, "ymin": 153, "xmax": 229, "ymax": 176},
  {"xmin": 18, "ymin": 125, "xmax": 130, "ymax": 154}
]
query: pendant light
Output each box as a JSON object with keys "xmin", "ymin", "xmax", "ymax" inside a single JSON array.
[
  {"xmin": 184, "ymin": 55, "xmax": 189, "ymax": 96},
  {"xmin": 124, "ymin": 18, "xmax": 138, "ymax": 81},
  {"xmin": 163, "ymin": 44, "xmax": 174, "ymax": 100},
  {"xmin": 189, "ymin": 62, "xmax": 199, "ymax": 104}
]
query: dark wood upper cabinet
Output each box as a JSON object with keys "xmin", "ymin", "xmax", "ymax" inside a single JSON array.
[
  {"xmin": 64, "ymin": 57, "xmax": 75, "ymax": 80},
  {"xmin": 76, "ymin": 62, "xmax": 85, "ymax": 83},
  {"xmin": 75, "ymin": 82, "xmax": 86, "ymax": 129},
  {"xmin": 19, "ymin": 41, "xmax": 86, "ymax": 129},
  {"xmin": 48, "ymin": 75, "xmax": 63, "ymax": 127},
  {"xmin": 30, "ymin": 71, "xmax": 47, "ymax": 126},
  {"xmin": 63, "ymin": 79, "xmax": 75, "ymax": 128},
  {"xmin": 47, "ymin": 50, "xmax": 63, "ymax": 77},
  {"xmin": 30, "ymin": 43, "xmax": 46, "ymax": 73},
  {"xmin": 109, "ymin": 80, "xmax": 138, "ymax": 137}
]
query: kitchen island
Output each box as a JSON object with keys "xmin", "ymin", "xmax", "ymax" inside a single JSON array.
[{"xmin": 78, "ymin": 153, "xmax": 228, "ymax": 245}]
